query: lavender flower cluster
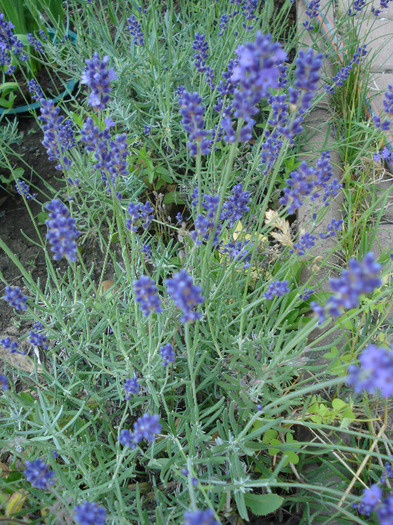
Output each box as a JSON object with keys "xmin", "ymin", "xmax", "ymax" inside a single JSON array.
[
  {"xmin": 280, "ymin": 151, "xmax": 341, "ymax": 214},
  {"xmin": 126, "ymin": 201, "xmax": 154, "ymax": 232},
  {"xmin": 74, "ymin": 501, "xmax": 107, "ymax": 525},
  {"xmin": 45, "ymin": 199, "xmax": 80, "ymax": 263},
  {"xmin": 2, "ymin": 286, "xmax": 27, "ymax": 310},
  {"xmin": 29, "ymin": 321, "xmax": 48, "ymax": 350},
  {"xmin": 81, "ymin": 52, "xmax": 117, "ymax": 110},
  {"xmin": 118, "ymin": 413, "xmax": 162, "ymax": 448},
  {"xmin": 15, "ymin": 179, "xmax": 37, "ymax": 200},
  {"xmin": 38, "ymin": 99, "xmax": 75, "ymax": 170},
  {"xmin": 347, "ymin": 343, "xmax": 393, "ymax": 397},
  {"xmin": 24, "ymin": 459, "xmax": 55, "ymax": 489},
  {"xmin": 124, "ymin": 377, "xmax": 139, "ymax": 399},
  {"xmin": 311, "ymin": 252, "xmax": 381, "ymax": 323},
  {"xmin": 0, "ymin": 13, "xmax": 24, "ymax": 74},
  {"xmin": 354, "ymin": 482, "xmax": 393, "ymax": 524},
  {"xmin": 133, "ymin": 275, "xmax": 163, "ymax": 316},
  {"xmin": 127, "ymin": 14, "xmax": 144, "ymax": 45},
  {"xmin": 178, "ymin": 90, "xmax": 212, "ymax": 156},
  {"xmin": 264, "ymin": 280, "xmax": 290, "ymax": 300},
  {"xmin": 325, "ymin": 45, "xmax": 367, "ymax": 94},
  {"xmin": 192, "ymin": 33, "xmax": 215, "ymax": 88},
  {"xmin": 160, "ymin": 343, "xmax": 175, "ymax": 366},
  {"xmin": 184, "ymin": 508, "xmax": 219, "ymax": 525}
]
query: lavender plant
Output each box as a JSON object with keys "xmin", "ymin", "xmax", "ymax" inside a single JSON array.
[{"xmin": 0, "ymin": 1, "xmax": 392, "ymax": 524}]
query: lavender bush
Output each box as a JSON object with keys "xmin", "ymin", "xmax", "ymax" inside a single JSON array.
[{"xmin": 1, "ymin": 0, "xmax": 393, "ymax": 524}]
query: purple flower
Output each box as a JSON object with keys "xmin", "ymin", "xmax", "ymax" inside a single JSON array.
[
  {"xmin": 124, "ymin": 377, "xmax": 139, "ymax": 400},
  {"xmin": 219, "ymin": 14, "xmax": 229, "ymax": 36},
  {"xmin": 24, "ymin": 459, "xmax": 55, "ymax": 489},
  {"xmin": 383, "ymin": 85, "xmax": 393, "ymax": 115},
  {"xmin": 127, "ymin": 14, "xmax": 144, "ymax": 45},
  {"xmin": 3, "ymin": 286, "xmax": 27, "ymax": 310},
  {"xmin": 0, "ymin": 337, "xmax": 25, "ymax": 355},
  {"xmin": 0, "ymin": 13, "xmax": 23, "ymax": 72},
  {"xmin": 179, "ymin": 90, "xmax": 212, "ymax": 156},
  {"xmin": 29, "ymin": 322, "xmax": 48, "ymax": 350},
  {"xmin": 325, "ymin": 46, "xmax": 367, "ymax": 94},
  {"xmin": 191, "ymin": 193, "xmax": 222, "ymax": 246},
  {"xmin": 45, "ymin": 199, "xmax": 80, "ymax": 263},
  {"xmin": 348, "ymin": 0, "xmax": 366, "ymax": 15},
  {"xmin": 52, "ymin": 450, "xmax": 59, "ymax": 458},
  {"xmin": 299, "ymin": 288, "xmax": 314, "ymax": 301},
  {"xmin": 38, "ymin": 99, "xmax": 75, "ymax": 170},
  {"xmin": 347, "ymin": 344, "xmax": 393, "ymax": 397},
  {"xmin": 27, "ymin": 33, "xmax": 44, "ymax": 53},
  {"xmin": 80, "ymin": 52, "xmax": 117, "ymax": 110},
  {"xmin": 221, "ymin": 184, "xmax": 251, "ymax": 227},
  {"xmin": 126, "ymin": 201, "xmax": 153, "ymax": 231},
  {"xmin": 220, "ymin": 240, "xmax": 253, "ymax": 268},
  {"xmin": 184, "ymin": 509, "xmax": 219, "ymax": 525},
  {"xmin": 264, "ymin": 280, "xmax": 290, "ymax": 300},
  {"xmin": 288, "ymin": 48, "xmax": 323, "ymax": 111},
  {"xmin": 192, "ymin": 33, "xmax": 209, "ymax": 72},
  {"xmin": 289, "ymin": 232, "xmax": 316, "ymax": 256},
  {"xmin": 15, "ymin": 179, "xmax": 37, "ymax": 200},
  {"xmin": 74, "ymin": 501, "xmax": 107, "ymax": 525},
  {"xmin": 160, "ymin": 343, "xmax": 175, "ymax": 366},
  {"xmin": 226, "ymin": 32, "xmax": 287, "ymax": 142},
  {"xmin": 319, "ymin": 218, "xmax": 343, "ymax": 239},
  {"xmin": 142, "ymin": 244, "xmax": 152, "ymax": 259},
  {"xmin": 165, "ymin": 270, "xmax": 204, "ymax": 322},
  {"xmin": 143, "ymin": 125, "xmax": 151, "ymax": 134},
  {"xmin": 303, "ymin": 0, "xmax": 320, "ymax": 29},
  {"xmin": 133, "ymin": 276, "xmax": 162, "ymax": 316},
  {"xmin": 176, "ymin": 212, "xmax": 183, "ymax": 223},
  {"xmin": 118, "ymin": 414, "xmax": 162, "ymax": 448},
  {"xmin": 312, "ymin": 252, "xmax": 381, "ymax": 323},
  {"xmin": 0, "ymin": 374, "xmax": 8, "ymax": 390},
  {"xmin": 27, "ymin": 79, "xmax": 44, "ymax": 101},
  {"xmin": 354, "ymin": 484, "xmax": 383, "ymax": 516}
]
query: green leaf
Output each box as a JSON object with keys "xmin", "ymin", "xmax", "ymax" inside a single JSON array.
[
  {"xmin": 163, "ymin": 191, "xmax": 185, "ymax": 205},
  {"xmin": 37, "ymin": 211, "xmax": 49, "ymax": 225},
  {"xmin": 244, "ymin": 493, "xmax": 283, "ymax": 516}
]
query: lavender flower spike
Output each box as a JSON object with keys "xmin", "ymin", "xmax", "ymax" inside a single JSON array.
[
  {"xmin": 184, "ymin": 509, "xmax": 220, "ymax": 525},
  {"xmin": 178, "ymin": 89, "xmax": 211, "ymax": 156},
  {"xmin": 347, "ymin": 343, "xmax": 393, "ymax": 397},
  {"xmin": 165, "ymin": 270, "xmax": 205, "ymax": 322},
  {"xmin": 133, "ymin": 275, "xmax": 162, "ymax": 316},
  {"xmin": 3, "ymin": 286, "xmax": 27, "ymax": 310},
  {"xmin": 81, "ymin": 52, "xmax": 117, "ymax": 110},
  {"xmin": 45, "ymin": 199, "xmax": 80, "ymax": 263},
  {"xmin": 24, "ymin": 459, "xmax": 55, "ymax": 489},
  {"xmin": 74, "ymin": 501, "xmax": 107, "ymax": 525}
]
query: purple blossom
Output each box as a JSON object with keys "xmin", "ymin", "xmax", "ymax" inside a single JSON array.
[
  {"xmin": 143, "ymin": 125, "xmax": 151, "ymax": 134},
  {"xmin": 176, "ymin": 212, "xmax": 183, "ymax": 223},
  {"xmin": 319, "ymin": 218, "xmax": 343, "ymax": 239},
  {"xmin": 74, "ymin": 501, "xmax": 107, "ymax": 525},
  {"xmin": 227, "ymin": 32, "xmax": 287, "ymax": 142},
  {"xmin": 27, "ymin": 33, "xmax": 44, "ymax": 53},
  {"xmin": 311, "ymin": 252, "xmax": 381, "ymax": 323},
  {"xmin": 165, "ymin": 270, "xmax": 204, "ymax": 323},
  {"xmin": 299, "ymin": 288, "xmax": 314, "ymax": 301},
  {"xmin": 221, "ymin": 184, "xmax": 251, "ymax": 226},
  {"xmin": 190, "ymin": 194, "xmax": 221, "ymax": 246},
  {"xmin": 347, "ymin": 344, "xmax": 393, "ymax": 397},
  {"xmin": 133, "ymin": 275, "xmax": 162, "ymax": 316},
  {"xmin": 178, "ymin": 90, "xmax": 212, "ymax": 156},
  {"xmin": 184, "ymin": 509, "xmax": 219, "ymax": 525},
  {"xmin": 303, "ymin": 0, "xmax": 320, "ymax": 29},
  {"xmin": 24, "ymin": 459, "xmax": 55, "ymax": 489},
  {"xmin": 260, "ymin": 130, "xmax": 284, "ymax": 174},
  {"xmin": 3, "ymin": 286, "xmax": 27, "ymax": 310},
  {"xmin": 29, "ymin": 321, "xmax": 48, "ymax": 350},
  {"xmin": 219, "ymin": 14, "xmax": 229, "ymax": 36},
  {"xmin": 192, "ymin": 33, "xmax": 209, "ymax": 72},
  {"xmin": 288, "ymin": 48, "xmax": 323, "ymax": 111},
  {"xmin": 38, "ymin": 99, "xmax": 75, "ymax": 170},
  {"xmin": 354, "ymin": 484, "xmax": 382, "ymax": 516},
  {"xmin": 264, "ymin": 280, "xmax": 290, "ymax": 300},
  {"xmin": 0, "ymin": 13, "xmax": 23, "ymax": 72},
  {"xmin": 127, "ymin": 14, "xmax": 144, "ymax": 46},
  {"xmin": 27, "ymin": 79, "xmax": 44, "ymax": 101},
  {"xmin": 80, "ymin": 52, "xmax": 117, "ymax": 110},
  {"xmin": 45, "ymin": 199, "xmax": 80, "ymax": 263},
  {"xmin": 348, "ymin": 0, "xmax": 366, "ymax": 15},
  {"xmin": 383, "ymin": 85, "xmax": 393, "ymax": 115},
  {"xmin": 142, "ymin": 244, "xmax": 152, "ymax": 259},
  {"xmin": 325, "ymin": 46, "xmax": 367, "ymax": 94},
  {"xmin": 220, "ymin": 240, "xmax": 253, "ymax": 268},
  {"xmin": 124, "ymin": 377, "xmax": 139, "ymax": 400},
  {"xmin": 0, "ymin": 337, "xmax": 25, "ymax": 355},
  {"xmin": 289, "ymin": 232, "xmax": 316, "ymax": 256},
  {"xmin": 0, "ymin": 374, "xmax": 8, "ymax": 390},
  {"xmin": 15, "ymin": 179, "xmax": 37, "ymax": 200},
  {"xmin": 160, "ymin": 343, "xmax": 175, "ymax": 366},
  {"xmin": 118, "ymin": 414, "xmax": 162, "ymax": 448},
  {"xmin": 241, "ymin": 0, "xmax": 259, "ymax": 21}
]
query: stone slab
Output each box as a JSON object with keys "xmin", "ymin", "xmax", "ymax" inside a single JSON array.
[{"xmin": 368, "ymin": 71, "xmax": 393, "ymax": 115}]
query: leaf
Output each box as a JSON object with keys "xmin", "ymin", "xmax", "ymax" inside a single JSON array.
[
  {"xmin": 6, "ymin": 491, "xmax": 27, "ymax": 516},
  {"xmin": 163, "ymin": 191, "xmax": 185, "ymax": 205},
  {"xmin": 244, "ymin": 493, "xmax": 283, "ymax": 516}
]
